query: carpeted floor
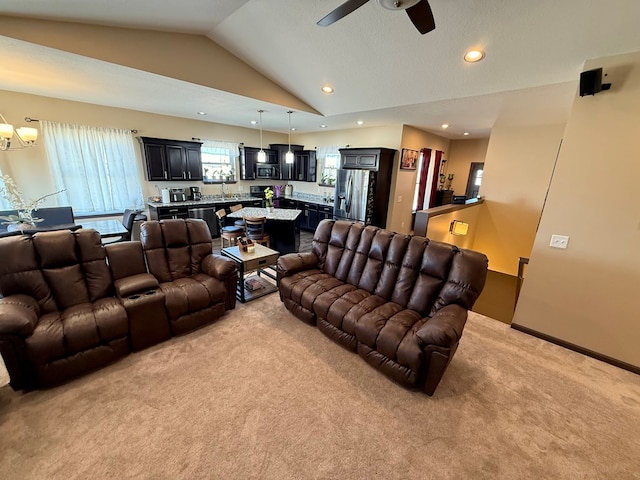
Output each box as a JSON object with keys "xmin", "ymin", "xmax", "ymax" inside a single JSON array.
[{"xmin": 0, "ymin": 294, "xmax": 639, "ymax": 479}]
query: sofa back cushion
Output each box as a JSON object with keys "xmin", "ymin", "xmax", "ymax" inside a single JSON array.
[
  {"xmin": 140, "ymin": 219, "xmax": 213, "ymax": 283},
  {"xmin": 312, "ymin": 220, "xmax": 487, "ymax": 316},
  {"xmin": 0, "ymin": 229, "xmax": 112, "ymax": 313}
]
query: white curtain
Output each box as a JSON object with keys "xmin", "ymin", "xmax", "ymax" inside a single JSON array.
[
  {"xmin": 316, "ymin": 145, "xmax": 340, "ymax": 164},
  {"xmin": 0, "ymin": 166, "xmax": 11, "ymax": 209},
  {"xmin": 42, "ymin": 121, "xmax": 144, "ymax": 215}
]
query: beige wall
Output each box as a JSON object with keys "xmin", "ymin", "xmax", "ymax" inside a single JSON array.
[
  {"xmin": 0, "ymin": 89, "xmax": 287, "ymax": 208},
  {"xmin": 425, "ymin": 204, "xmax": 482, "ymax": 250},
  {"xmin": 471, "ymin": 123, "xmax": 565, "ymax": 275},
  {"xmin": 0, "ymin": 16, "xmax": 315, "ymax": 114},
  {"xmin": 446, "ymin": 138, "xmax": 489, "ymax": 196},
  {"xmin": 513, "ymin": 51, "xmax": 640, "ymax": 368}
]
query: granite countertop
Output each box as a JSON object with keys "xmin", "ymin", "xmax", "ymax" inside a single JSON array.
[
  {"xmin": 280, "ymin": 195, "xmax": 334, "ymax": 208},
  {"xmin": 148, "ymin": 196, "xmax": 263, "ymax": 208},
  {"xmin": 227, "ymin": 207, "xmax": 301, "ymax": 221}
]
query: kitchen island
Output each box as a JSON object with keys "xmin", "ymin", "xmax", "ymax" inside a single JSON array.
[{"xmin": 228, "ymin": 207, "xmax": 301, "ymax": 254}]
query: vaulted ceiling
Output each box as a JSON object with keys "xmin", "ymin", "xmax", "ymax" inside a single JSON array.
[{"xmin": 1, "ymin": 0, "xmax": 639, "ymax": 138}]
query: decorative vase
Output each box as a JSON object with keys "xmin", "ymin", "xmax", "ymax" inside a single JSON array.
[
  {"xmin": 266, "ymin": 206, "xmax": 274, "ymax": 214},
  {"xmin": 7, "ymin": 222, "xmax": 35, "ymax": 233}
]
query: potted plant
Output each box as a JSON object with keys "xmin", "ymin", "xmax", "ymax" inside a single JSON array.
[
  {"xmin": 0, "ymin": 174, "xmax": 64, "ymax": 232},
  {"xmin": 264, "ymin": 187, "xmax": 275, "ymax": 213}
]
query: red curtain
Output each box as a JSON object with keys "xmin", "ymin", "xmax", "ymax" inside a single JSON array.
[
  {"xmin": 416, "ymin": 148, "xmax": 432, "ymax": 211},
  {"xmin": 428, "ymin": 150, "xmax": 443, "ymax": 208}
]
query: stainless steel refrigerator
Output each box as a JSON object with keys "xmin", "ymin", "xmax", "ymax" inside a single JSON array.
[{"xmin": 334, "ymin": 169, "xmax": 376, "ymax": 224}]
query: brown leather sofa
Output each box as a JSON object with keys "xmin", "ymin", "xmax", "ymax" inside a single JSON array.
[
  {"xmin": 277, "ymin": 220, "xmax": 488, "ymax": 395},
  {"xmin": 0, "ymin": 218, "xmax": 237, "ymax": 390}
]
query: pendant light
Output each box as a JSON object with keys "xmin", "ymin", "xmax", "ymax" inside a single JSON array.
[
  {"xmin": 257, "ymin": 109, "xmax": 266, "ymax": 163},
  {"xmin": 285, "ymin": 110, "xmax": 294, "ymax": 164}
]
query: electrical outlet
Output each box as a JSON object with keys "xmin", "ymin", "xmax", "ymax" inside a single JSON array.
[
  {"xmin": 397, "ymin": 195, "xmax": 403, "ymax": 202},
  {"xmin": 550, "ymin": 234, "xmax": 569, "ymax": 249},
  {"xmin": 238, "ymin": 185, "xmax": 244, "ymax": 192}
]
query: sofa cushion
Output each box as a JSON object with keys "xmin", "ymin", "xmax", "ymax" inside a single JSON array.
[
  {"xmin": 160, "ymin": 275, "xmax": 227, "ymax": 321},
  {"xmin": 26, "ymin": 298, "xmax": 128, "ymax": 365}
]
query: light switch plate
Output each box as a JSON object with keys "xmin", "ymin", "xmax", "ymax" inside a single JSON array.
[{"xmin": 550, "ymin": 234, "xmax": 569, "ymax": 249}]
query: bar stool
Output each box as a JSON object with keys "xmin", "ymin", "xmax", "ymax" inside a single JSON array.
[
  {"xmin": 230, "ymin": 204, "xmax": 245, "ymax": 228},
  {"xmin": 216, "ymin": 209, "xmax": 244, "ymax": 249},
  {"xmin": 244, "ymin": 216, "xmax": 270, "ymax": 247}
]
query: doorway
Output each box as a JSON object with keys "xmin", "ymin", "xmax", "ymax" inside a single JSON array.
[{"xmin": 465, "ymin": 162, "xmax": 484, "ymax": 198}]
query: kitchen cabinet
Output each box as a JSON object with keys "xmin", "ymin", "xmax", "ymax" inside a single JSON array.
[
  {"xmin": 140, "ymin": 137, "xmax": 203, "ymax": 181},
  {"xmin": 298, "ymin": 201, "xmax": 319, "ymax": 232},
  {"xmin": 318, "ymin": 204, "xmax": 333, "ymax": 223},
  {"xmin": 241, "ymin": 147, "xmax": 278, "ymax": 180},
  {"xmin": 270, "ymin": 144, "xmax": 304, "ymax": 181},
  {"xmin": 341, "ymin": 148, "xmax": 391, "ymax": 171},
  {"xmin": 149, "ymin": 205, "xmax": 190, "ymax": 220},
  {"xmin": 294, "ymin": 150, "xmax": 317, "ymax": 182}
]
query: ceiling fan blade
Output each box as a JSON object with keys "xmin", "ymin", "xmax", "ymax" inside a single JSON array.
[
  {"xmin": 317, "ymin": 0, "xmax": 371, "ymax": 27},
  {"xmin": 406, "ymin": 0, "xmax": 436, "ymax": 34}
]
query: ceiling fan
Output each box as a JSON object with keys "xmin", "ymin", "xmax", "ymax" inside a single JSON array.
[{"xmin": 317, "ymin": 0, "xmax": 435, "ymax": 35}]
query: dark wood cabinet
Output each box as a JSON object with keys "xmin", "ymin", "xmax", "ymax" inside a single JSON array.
[
  {"xmin": 270, "ymin": 144, "xmax": 303, "ymax": 181},
  {"xmin": 318, "ymin": 204, "xmax": 333, "ymax": 223},
  {"xmin": 241, "ymin": 147, "xmax": 279, "ymax": 180},
  {"xmin": 140, "ymin": 137, "xmax": 203, "ymax": 181},
  {"xmin": 294, "ymin": 150, "xmax": 317, "ymax": 182},
  {"xmin": 341, "ymin": 150, "xmax": 380, "ymax": 170}
]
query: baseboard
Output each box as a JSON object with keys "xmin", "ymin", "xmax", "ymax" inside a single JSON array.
[{"xmin": 511, "ymin": 323, "xmax": 640, "ymax": 375}]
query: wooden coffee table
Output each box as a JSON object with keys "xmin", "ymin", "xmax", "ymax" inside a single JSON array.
[{"xmin": 221, "ymin": 244, "xmax": 280, "ymax": 303}]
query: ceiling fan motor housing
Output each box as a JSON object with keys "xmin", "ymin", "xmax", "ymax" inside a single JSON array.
[{"xmin": 378, "ymin": 0, "xmax": 421, "ymax": 10}]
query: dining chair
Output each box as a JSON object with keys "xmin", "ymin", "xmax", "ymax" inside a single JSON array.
[
  {"xmin": 215, "ymin": 208, "xmax": 244, "ymax": 249},
  {"xmin": 243, "ymin": 216, "xmax": 270, "ymax": 247}
]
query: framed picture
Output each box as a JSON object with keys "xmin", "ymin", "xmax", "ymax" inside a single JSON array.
[{"xmin": 400, "ymin": 148, "xmax": 419, "ymax": 170}]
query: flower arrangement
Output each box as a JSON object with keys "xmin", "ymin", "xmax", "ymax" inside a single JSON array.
[
  {"xmin": 264, "ymin": 187, "xmax": 274, "ymax": 208},
  {"xmin": 0, "ymin": 174, "xmax": 64, "ymax": 227}
]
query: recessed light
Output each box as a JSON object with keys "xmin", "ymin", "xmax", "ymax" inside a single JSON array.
[
  {"xmin": 356, "ymin": 120, "xmax": 364, "ymax": 125},
  {"xmin": 320, "ymin": 124, "xmax": 327, "ymax": 128},
  {"xmin": 250, "ymin": 120, "xmax": 257, "ymax": 125},
  {"xmin": 321, "ymin": 85, "xmax": 334, "ymax": 94},
  {"xmin": 291, "ymin": 127, "xmax": 296, "ymax": 131},
  {"xmin": 197, "ymin": 111, "xmax": 207, "ymax": 116},
  {"xmin": 441, "ymin": 124, "xmax": 450, "ymax": 129},
  {"xmin": 464, "ymin": 49, "xmax": 485, "ymax": 63},
  {"xmin": 463, "ymin": 132, "xmax": 470, "ymax": 136}
]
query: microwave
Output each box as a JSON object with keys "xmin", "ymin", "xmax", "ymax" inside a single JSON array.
[{"xmin": 256, "ymin": 164, "xmax": 279, "ymax": 179}]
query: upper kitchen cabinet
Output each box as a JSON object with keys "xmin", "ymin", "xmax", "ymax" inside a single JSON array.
[
  {"xmin": 270, "ymin": 144, "xmax": 304, "ymax": 181},
  {"xmin": 340, "ymin": 148, "xmax": 393, "ymax": 171},
  {"xmin": 294, "ymin": 150, "xmax": 317, "ymax": 182},
  {"xmin": 140, "ymin": 137, "xmax": 203, "ymax": 181}
]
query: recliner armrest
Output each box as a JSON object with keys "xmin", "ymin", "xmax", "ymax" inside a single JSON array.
[
  {"xmin": 0, "ymin": 295, "xmax": 40, "ymax": 336},
  {"xmin": 276, "ymin": 252, "xmax": 319, "ymax": 279},
  {"xmin": 201, "ymin": 254, "xmax": 237, "ymax": 280},
  {"xmin": 114, "ymin": 273, "xmax": 160, "ymax": 298},
  {"xmin": 415, "ymin": 304, "xmax": 468, "ymax": 348}
]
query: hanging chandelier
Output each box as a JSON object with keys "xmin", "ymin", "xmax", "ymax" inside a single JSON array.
[
  {"xmin": 257, "ymin": 109, "xmax": 266, "ymax": 163},
  {"xmin": 285, "ymin": 111, "xmax": 294, "ymax": 164},
  {"xmin": 0, "ymin": 114, "xmax": 38, "ymax": 151}
]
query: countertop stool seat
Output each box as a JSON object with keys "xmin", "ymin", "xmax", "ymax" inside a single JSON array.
[{"xmin": 216, "ymin": 208, "xmax": 244, "ymax": 249}]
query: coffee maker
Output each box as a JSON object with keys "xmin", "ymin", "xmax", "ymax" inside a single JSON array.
[{"xmin": 189, "ymin": 186, "xmax": 202, "ymax": 201}]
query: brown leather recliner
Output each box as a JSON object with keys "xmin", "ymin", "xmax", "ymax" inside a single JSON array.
[
  {"xmin": 277, "ymin": 220, "xmax": 488, "ymax": 396},
  {"xmin": 139, "ymin": 219, "xmax": 238, "ymax": 335},
  {"xmin": 0, "ymin": 230, "xmax": 129, "ymax": 389},
  {"xmin": 0, "ymin": 219, "xmax": 238, "ymax": 390}
]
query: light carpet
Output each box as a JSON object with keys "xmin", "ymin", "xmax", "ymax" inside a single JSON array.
[{"xmin": 0, "ymin": 294, "xmax": 639, "ymax": 479}]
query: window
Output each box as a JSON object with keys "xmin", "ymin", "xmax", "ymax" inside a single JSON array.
[
  {"xmin": 465, "ymin": 162, "xmax": 484, "ymax": 198},
  {"xmin": 201, "ymin": 140, "xmax": 239, "ymax": 183},
  {"xmin": 42, "ymin": 121, "xmax": 143, "ymax": 216},
  {"xmin": 317, "ymin": 146, "xmax": 340, "ymax": 186},
  {"xmin": 0, "ymin": 168, "xmax": 11, "ymax": 209}
]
